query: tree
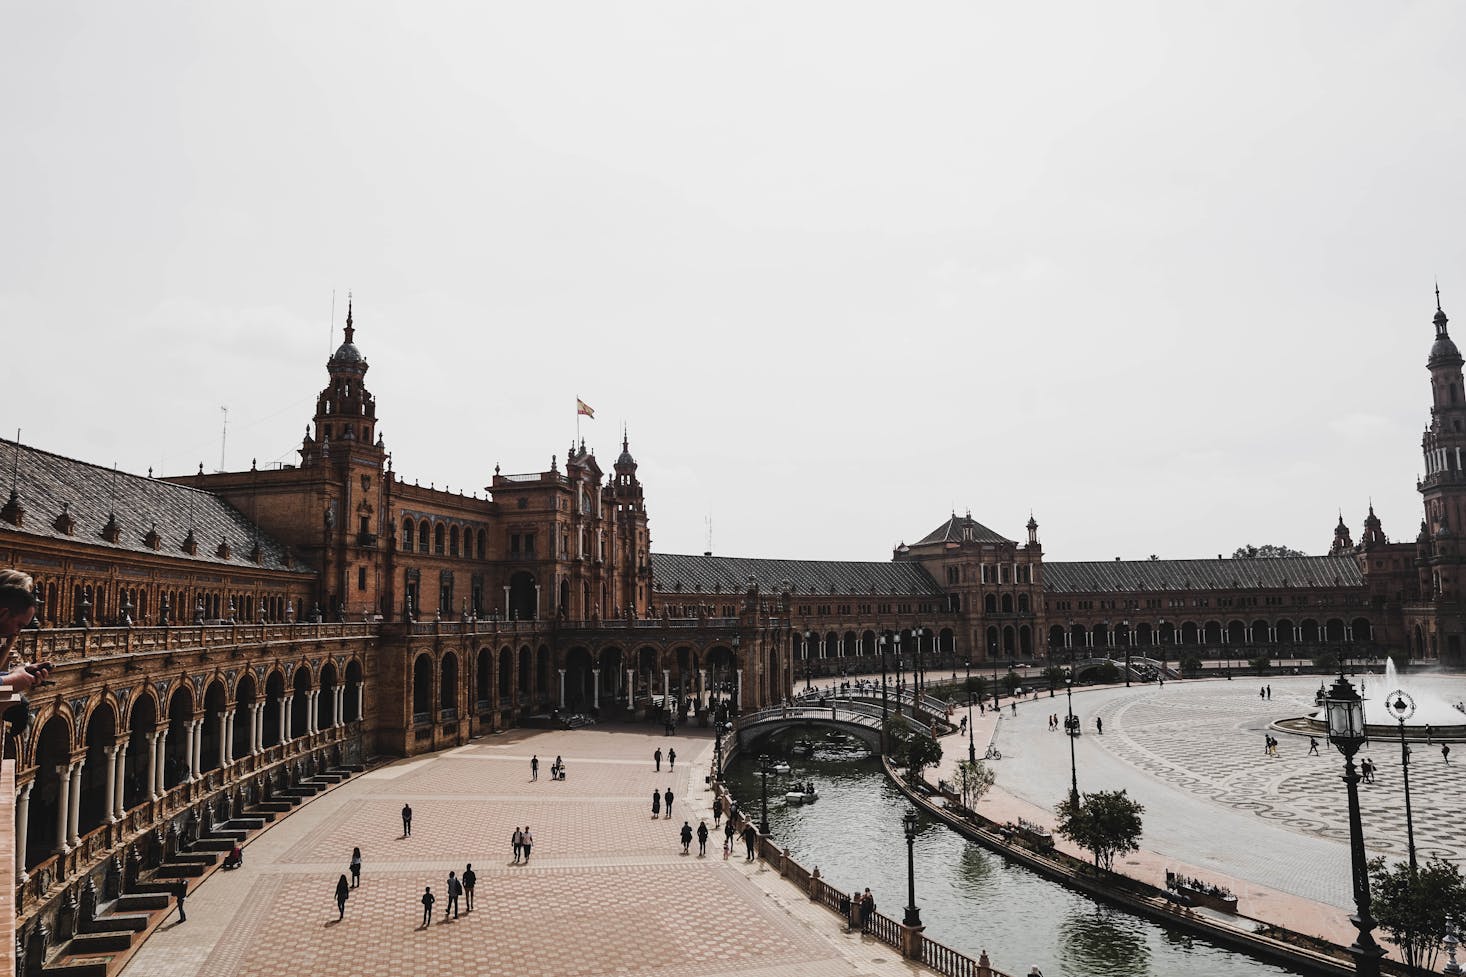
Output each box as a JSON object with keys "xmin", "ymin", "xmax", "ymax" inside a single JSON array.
[
  {"xmin": 1249, "ymin": 654, "xmax": 1273, "ymax": 675},
  {"xmin": 1232, "ymin": 543, "xmax": 1309, "ymax": 559},
  {"xmin": 1368, "ymin": 855, "xmax": 1466, "ymax": 974},
  {"xmin": 883, "ymin": 714, "xmax": 943, "ymax": 786},
  {"xmin": 1179, "ymin": 653, "xmax": 1203, "ymax": 678},
  {"xmin": 1055, "ymin": 789, "xmax": 1145, "ymax": 873},
  {"xmin": 1042, "ymin": 665, "xmax": 1067, "ymax": 693},
  {"xmin": 1312, "ymin": 650, "xmax": 1339, "ymax": 672},
  {"xmin": 1002, "ymin": 670, "xmax": 1022, "ymax": 694},
  {"xmin": 963, "ymin": 675, "xmax": 988, "ymax": 701},
  {"xmin": 954, "ymin": 759, "xmax": 995, "ymax": 811}
]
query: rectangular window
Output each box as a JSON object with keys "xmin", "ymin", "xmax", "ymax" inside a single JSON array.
[
  {"xmin": 357, "ymin": 566, "xmax": 367, "ymax": 591},
  {"xmin": 525, "ymin": 533, "xmax": 536, "ymax": 557},
  {"xmin": 511, "ymin": 534, "xmax": 521, "ymax": 555}
]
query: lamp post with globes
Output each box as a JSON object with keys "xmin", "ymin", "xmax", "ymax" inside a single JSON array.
[
  {"xmin": 893, "ymin": 630, "xmax": 904, "ymax": 715},
  {"xmin": 1387, "ymin": 689, "xmax": 1419, "ymax": 875},
  {"xmin": 966, "ymin": 658, "xmax": 977, "ymax": 765},
  {"xmin": 990, "ymin": 635, "xmax": 1000, "ymax": 712},
  {"xmin": 878, "ymin": 633, "xmax": 890, "ymax": 751},
  {"xmin": 902, "ymin": 808, "xmax": 922, "ymax": 928},
  {"xmin": 912, "ymin": 626, "xmax": 927, "ymax": 700},
  {"xmin": 1122, "ymin": 620, "xmax": 1131, "ymax": 687},
  {"xmin": 1158, "ymin": 619, "xmax": 1166, "ymax": 687},
  {"xmin": 803, "ymin": 628, "xmax": 813, "ymax": 693},
  {"xmin": 758, "ymin": 754, "xmax": 772, "ymax": 835},
  {"xmin": 1323, "ymin": 674, "xmax": 1386, "ymax": 977},
  {"xmin": 1065, "ymin": 675, "xmax": 1080, "ymax": 806}
]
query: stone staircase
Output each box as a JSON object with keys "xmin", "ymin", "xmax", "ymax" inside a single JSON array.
[{"xmin": 34, "ymin": 762, "xmax": 368, "ymax": 977}]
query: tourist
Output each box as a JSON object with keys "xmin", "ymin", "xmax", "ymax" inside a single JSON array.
[
  {"xmin": 335, "ymin": 874, "xmax": 349, "ymax": 920},
  {"xmin": 512, "ymin": 826, "xmax": 524, "ymax": 864},
  {"xmin": 223, "ymin": 843, "xmax": 243, "ymax": 869},
  {"xmin": 654, "ymin": 747, "xmax": 662, "ymax": 771},
  {"xmin": 0, "ymin": 571, "xmax": 52, "ymax": 695},
  {"xmin": 1011, "ymin": 701, "xmax": 1017, "ymax": 716},
  {"xmin": 1361, "ymin": 758, "xmax": 1376, "ymax": 784},
  {"xmin": 531, "ymin": 754, "xmax": 539, "ymax": 780},
  {"xmin": 669, "ymin": 747, "xmax": 677, "ymax": 770},
  {"xmin": 859, "ymin": 888, "xmax": 875, "ymax": 931},
  {"xmin": 401, "ymin": 802, "xmax": 413, "ymax": 837},
  {"xmin": 712, "ymin": 796, "xmax": 723, "ymax": 827},
  {"xmin": 743, "ymin": 823, "xmax": 758, "ymax": 860},
  {"xmin": 420, "ymin": 886, "xmax": 435, "ymax": 927},
  {"xmin": 1427, "ymin": 725, "xmax": 1435, "ymax": 745},
  {"xmin": 1308, "ymin": 737, "xmax": 1319, "ymax": 756},
  {"xmin": 1260, "ymin": 687, "xmax": 1266, "ymax": 699},
  {"xmin": 1444, "ymin": 743, "xmax": 1452, "ymax": 764},
  {"xmin": 173, "ymin": 878, "xmax": 188, "ymax": 923},
  {"xmin": 697, "ymin": 820, "xmax": 709, "ymax": 856},
  {"xmin": 680, "ymin": 821, "xmax": 693, "ymax": 854},
  {"xmin": 444, "ymin": 870, "xmax": 461, "ymax": 918},
  {"xmin": 463, "ymin": 863, "xmax": 476, "ymax": 911},
  {"xmin": 349, "ymin": 846, "xmax": 362, "ymax": 887},
  {"xmin": 651, "ymin": 790, "xmax": 661, "ymax": 819},
  {"xmin": 521, "ymin": 825, "xmax": 534, "ymax": 862},
  {"xmin": 664, "ymin": 786, "xmax": 674, "ymax": 818},
  {"xmin": 725, "ymin": 816, "xmax": 736, "ymax": 852},
  {"xmin": 1266, "ymin": 685, "xmax": 1272, "ymax": 700},
  {"xmin": 1095, "ymin": 717, "xmax": 1103, "ymax": 735}
]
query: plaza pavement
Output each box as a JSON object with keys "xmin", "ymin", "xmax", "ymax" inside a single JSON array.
[
  {"xmin": 934, "ymin": 671, "xmax": 1466, "ymax": 952},
  {"xmin": 120, "ymin": 726, "xmax": 939, "ymax": 977}
]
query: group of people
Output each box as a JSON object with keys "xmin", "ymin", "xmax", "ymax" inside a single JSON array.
[
  {"xmin": 653, "ymin": 746, "xmax": 676, "ymax": 771},
  {"xmin": 417, "ymin": 864, "xmax": 477, "ymax": 926}
]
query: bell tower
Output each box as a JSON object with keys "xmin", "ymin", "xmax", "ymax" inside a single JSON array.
[
  {"xmin": 301, "ymin": 296, "xmax": 383, "ymax": 467},
  {"xmin": 1415, "ymin": 287, "xmax": 1466, "ymax": 663}
]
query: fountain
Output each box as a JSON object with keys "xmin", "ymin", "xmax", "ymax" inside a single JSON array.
[{"xmin": 1304, "ymin": 659, "xmax": 1466, "ymax": 740}]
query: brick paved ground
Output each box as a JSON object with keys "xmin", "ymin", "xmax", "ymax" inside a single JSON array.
[{"xmin": 122, "ymin": 727, "xmax": 933, "ymax": 977}]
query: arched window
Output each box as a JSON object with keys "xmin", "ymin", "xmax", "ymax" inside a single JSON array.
[
  {"xmin": 434, "ymin": 523, "xmax": 445, "ymax": 555},
  {"xmin": 450, "ymin": 526, "xmax": 460, "ymax": 557},
  {"xmin": 402, "ymin": 517, "xmax": 415, "ymax": 552},
  {"xmin": 477, "ymin": 530, "xmax": 487, "ymax": 560},
  {"xmin": 419, "ymin": 521, "xmax": 430, "ymax": 551}
]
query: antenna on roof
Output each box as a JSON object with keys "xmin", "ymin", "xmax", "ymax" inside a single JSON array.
[
  {"xmin": 219, "ymin": 406, "xmax": 228, "ymax": 472},
  {"xmin": 328, "ymin": 289, "xmax": 336, "ymax": 357},
  {"xmin": 705, "ymin": 515, "xmax": 713, "ymax": 557}
]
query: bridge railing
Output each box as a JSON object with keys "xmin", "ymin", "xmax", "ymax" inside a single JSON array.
[
  {"xmin": 20, "ymin": 621, "xmax": 379, "ymax": 666},
  {"xmin": 736, "ymin": 699, "xmax": 931, "ymax": 739}
]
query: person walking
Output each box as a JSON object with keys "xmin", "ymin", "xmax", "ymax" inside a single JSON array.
[
  {"xmin": 859, "ymin": 888, "xmax": 875, "ymax": 932},
  {"xmin": 654, "ymin": 747, "xmax": 662, "ymax": 771},
  {"xmin": 349, "ymin": 847, "xmax": 362, "ymax": 888},
  {"xmin": 743, "ymin": 823, "xmax": 758, "ymax": 861},
  {"xmin": 173, "ymin": 879, "xmax": 188, "ymax": 923},
  {"xmin": 335, "ymin": 874, "xmax": 349, "ymax": 920},
  {"xmin": 724, "ymin": 816, "xmax": 736, "ymax": 853},
  {"xmin": 1095, "ymin": 716, "xmax": 1103, "ymax": 735},
  {"xmin": 651, "ymin": 790, "xmax": 661, "ymax": 819},
  {"xmin": 697, "ymin": 820, "xmax": 709, "ymax": 857},
  {"xmin": 531, "ymin": 754, "xmax": 539, "ymax": 781},
  {"xmin": 664, "ymin": 786, "xmax": 674, "ymax": 819},
  {"xmin": 1308, "ymin": 737, "xmax": 1320, "ymax": 756},
  {"xmin": 668, "ymin": 747, "xmax": 677, "ymax": 770},
  {"xmin": 512, "ymin": 826, "xmax": 523, "ymax": 864},
  {"xmin": 463, "ymin": 864, "xmax": 476, "ymax": 912},
  {"xmin": 680, "ymin": 821, "xmax": 693, "ymax": 854},
  {"xmin": 445, "ymin": 870, "xmax": 461, "ymax": 919},
  {"xmin": 712, "ymin": 796, "xmax": 723, "ymax": 827},
  {"xmin": 1444, "ymin": 743, "xmax": 1452, "ymax": 764},
  {"xmin": 521, "ymin": 826, "xmax": 534, "ymax": 863},
  {"xmin": 420, "ymin": 886, "xmax": 435, "ymax": 927},
  {"xmin": 402, "ymin": 803, "xmax": 413, "ymax": 837}
]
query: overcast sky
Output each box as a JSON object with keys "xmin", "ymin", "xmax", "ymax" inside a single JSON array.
[{"xmin": 4, "ymin": 3, "xmax": 1463, "ymax": 564}]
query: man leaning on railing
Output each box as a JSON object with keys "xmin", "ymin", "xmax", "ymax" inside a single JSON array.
[{"xmin": 0, "ymin": 570, "xmax": 54, "ymax": 735}]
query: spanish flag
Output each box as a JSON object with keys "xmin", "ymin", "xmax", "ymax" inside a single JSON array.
[{"xmin": 576, "ymin": 398, "xmax": 595, "ymax": 418}]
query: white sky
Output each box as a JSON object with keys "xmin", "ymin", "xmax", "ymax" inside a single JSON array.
[{"xmin": 3, "ymin": 3, "xmax": 1464, "ymax": 563}]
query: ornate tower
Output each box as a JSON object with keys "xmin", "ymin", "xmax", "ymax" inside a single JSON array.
[
  {"xmin": 610, "ymin": 431, "xmax": 652, "ymax": 617},
  {"xmin": 1330, "ymin": 513, "xmax": 1354, "ymax": 555}
]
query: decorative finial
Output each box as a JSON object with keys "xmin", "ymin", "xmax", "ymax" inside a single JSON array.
[
  {"xmin": 1438, "ymin": 280, "xmax": 1443, "ymax": 314},
  {"xmin": 344, "ymin": 291, "xmax": 355, "ymax": 344}
]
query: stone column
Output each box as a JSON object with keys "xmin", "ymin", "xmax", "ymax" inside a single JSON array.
[
  {"xmin": 626, "ymin": 668, "xmax": 634, "ymax": 707},
  {"xmin": 67, "ymin": 761, "xmax": 83, "ymax": 847},
  {"xmin": 183, "ymin": 720, "xmax": 196, "ymax": 781},
  {"xmin": 557, "ymin": 669, "xmax": 566, "ymax": 708},
  {"xmin": 534, "ymin": 585, "xmax": 541, "ymax": 621},
  {"xmin": 112, "ymin": 743, "xmax": 128, "ymax": 820},
  {"xmin": 312, "ymin": 690, "xmax": 321, "ymax": 732},
  {"xmin": 146, "ymin": 731, "xmax": 161, "ymax": 799},
  {"xmin": 101, "ymin": 745, "xmax": 118, "ymax": 828},
  {"xmin": 698, "ymin": 668, "xmax": 707, "ymax": 706},
  {"xmin": 592, "ymin": 668, "xmax": 600, "ymax": 710},
  {"xmin": 193, "ymin": 719, "xmax": 205, "ymax": 778},
  {"xmin": 15, "ymin": 779, "xmax": 33, "ymax": 882},
  {"xmin": 53, "ymin": 763, "xmax": 72, "ymax": 853},
  {"xmin": 247, "ymin": 704, "xmax": 258, "ymax": 754},
  {"xmin": 662, "ymin": 669, "xmax": 670, "ymax": 700},
  {"xmin": 281, "ymin": 695, "xmax": 293, "ymax": 742},
  {"xmin": 502, "ymin": 586, "xmax": 510, "ymax": 618},
  {"xmin": 336, "ymin": 686, "xmax": 346, "ymax": 727},
  {"xmin": 736, "ymin": 668, "xmax": 744, "ymax": 710},
  {"xmin": 355, "ymin": 683, "xmax": 364, "ymax": 724},
  {"xmin": 219, "ymin": 709, "xmax": 231, "ymax": 767}
]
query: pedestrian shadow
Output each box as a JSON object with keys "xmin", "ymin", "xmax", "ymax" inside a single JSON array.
[{"xmin": 324, "ymin": 918, "xmax": 343, "ymax": 927}]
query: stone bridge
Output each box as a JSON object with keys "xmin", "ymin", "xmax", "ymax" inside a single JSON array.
[{"xmin": 734, "ymin": 699, "xmax": 933, "ymax": 752}]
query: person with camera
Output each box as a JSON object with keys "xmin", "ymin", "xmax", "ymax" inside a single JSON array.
[{"xmin": 0, "ymin": 570, "xmax": 53, "ymax": 706}]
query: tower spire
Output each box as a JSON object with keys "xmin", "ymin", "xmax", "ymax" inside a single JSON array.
[{"xmin": 344, "ymin": 291, "xmax": 355, "ymax": 344}]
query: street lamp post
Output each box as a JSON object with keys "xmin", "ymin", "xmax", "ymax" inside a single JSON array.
[
  {"xmin": 759, "ymin": 754, "xmax": 771, "ymax": 835},
  {"xmin": 715, "ymin": 720, "xmax": 733, "ymax": 780},
  {"xmin": 965, "ymin": 658, "xmax": 976, "ymax": 765},
  {"xmin": 879, "ymin": 634, "xmax": 890, "ymax": 751},
  {"xmin": 1323, "ymin": 674, "xmax": 1386, "ymax": 977},
  {"xmin": 803, "ymin": 628, "xmax": 813, "ymax": 692},
  {"xmin": 991, "ymin": 636, "xmax": 1000, "ymax": 712},
  {"xmin": 912, "ymin": 626, "xmax": 926, "ymax": 701},
  {"xmin": 902, "ymin": 808, "xmax": 922, "ymax": 928},
  {"xmin": 1065, "ymin": 676, "xmax": 1080, "ymax": 807},
  {"xmin": 1158, "ymin": 619, "xmax": 1166, "ymax": 687},
  {"xmin": 894, "ymin": 631, "xmax": 903, "ymax": 714},
  {"xmin": 730, "ymin": 634, "xmax": 741, "ymax": 715},
  {"xmin": 1387, "ymin": 690, "xmax": 1420, "ymax": 875},
  {"xmin": 1122, "ymin": 620, "xmax": 1131, "ymax": 687}
]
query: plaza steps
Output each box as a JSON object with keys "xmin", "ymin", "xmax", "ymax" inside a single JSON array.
[{"xmin": 39, "ymin": 759, "xmax": 382, "ymax": 977}]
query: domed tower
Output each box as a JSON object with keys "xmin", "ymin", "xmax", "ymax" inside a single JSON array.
[
  {"xmin": 1360, "ymin": 504, "xmax": 1387, "ymax": 549},
  {"xmin": 608, "ymin": 429, "xmax": 652, "ymax": 617},
  {"xmin": 1415, "ymin": 286, "xmax": 1466, "ymax": 663},
  {"xmin": 1330, "ymin": 513, "xmax": 1354, "ymax": 555},
  {"xmin": 301, "ymin": 296, "xmax": 383, "ymax": 467}
]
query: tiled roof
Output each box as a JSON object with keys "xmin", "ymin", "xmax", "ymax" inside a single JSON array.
[
  {"xmin": 651, "ymin": 553, "xmax": 944, "ymax": 597},
  {"xmin": 914, "ymin": 514, "xmax": 1012, "ymax": 546},
  {"xmin": 1043, "ymin": 556, "xmax": 1363, "ymax": 593},
  {"xmin": 0, "ymin": 439, "xmax": 310, "ymax": 574}
]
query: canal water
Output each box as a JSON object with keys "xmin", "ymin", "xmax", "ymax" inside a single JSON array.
[{"xmin": 723, "ymin": 731, "xmax": 1305, "ymax": 977}]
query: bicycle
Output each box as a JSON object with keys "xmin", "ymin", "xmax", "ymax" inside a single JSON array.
[{"xmin": 984, "ymin": 746, "xmax": 1002, "ymax": 761}]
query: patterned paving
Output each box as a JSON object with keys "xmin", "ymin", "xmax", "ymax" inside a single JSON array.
[
  {"xmin": 1097, "ymin": 675, "xmax": 1466, "ymax": 862},
  {"xmin": 121, "ymin": 727, "xmax": 915, "ymax": 977}
]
